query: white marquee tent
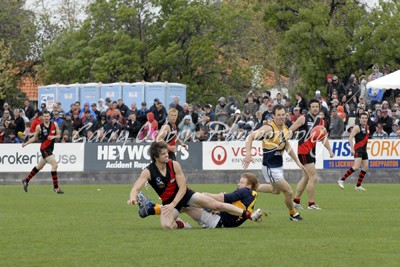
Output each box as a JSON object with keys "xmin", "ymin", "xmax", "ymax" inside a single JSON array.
[{"xmin": 366, "ymin": 69, "xmax": 400, "ymax": 89}]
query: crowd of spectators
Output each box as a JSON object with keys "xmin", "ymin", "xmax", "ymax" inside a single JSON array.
[{"xmin": 1, "ymin": 65, "xmax": 400, "ymax": 144}]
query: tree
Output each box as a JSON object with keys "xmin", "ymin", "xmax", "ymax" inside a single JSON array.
[
  {"xmin": 262, "ymin": 0, "xmax": 369, "ymax": 97},
  {"xmin": 0, "ymin": 41, "xmax": 27, "ymax": 108}
]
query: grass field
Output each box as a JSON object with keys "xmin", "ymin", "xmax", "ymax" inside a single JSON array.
[{"xmin": 1, "ymin": 183, "xmax": 399, "ymax": 267}]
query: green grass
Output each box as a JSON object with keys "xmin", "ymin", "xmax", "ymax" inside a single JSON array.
[{"xmin": 1, "ymin": 183, "xmax": 399, "ymax": 267}]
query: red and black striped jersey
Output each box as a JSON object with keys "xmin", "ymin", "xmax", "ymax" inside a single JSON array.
[
  {"xmin": 297, "ymin": 114, "xmax": 327, "ymax": 155},
  {"xmin": 354, "ymin": 123, "xmax": 369, "ymax": 151},
  {"xmin": 147, "ymin": 159, "xmax": 187, "ymax": 204},
  {"xmin": 39, "ymin": 122, "xmax": 56, "ymax": 151}
]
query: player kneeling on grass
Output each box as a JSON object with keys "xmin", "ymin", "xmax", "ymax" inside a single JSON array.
[
  {"xmin": 127, "ymin": 141, "xmax": 263, "ymax": 230},
  {"xmin": 136, "ymin": 173, "xmax": 260, "ymax": 228}
]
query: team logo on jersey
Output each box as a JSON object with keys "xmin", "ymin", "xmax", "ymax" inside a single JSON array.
[
  {"xmin": 156, "ymin": 177, "xmax": 165, "ymax": 188},
  {"xmin": 170, "ymin": 178, "xmax": 176, "ymax": 183},
  {"xmin": 43, "ymin": 128, "xmax": 48, "ymax": 135}
]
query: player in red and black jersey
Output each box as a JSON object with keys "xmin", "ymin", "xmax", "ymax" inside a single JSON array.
[
  {"xmin": 289, "ymin": 99, "xmax": 334, "ymax": 210},
  {"xmin": 338, "ymin": 112, "xmax": 370, "ymax": 191},
  {"xmin": 157, "ymin": 108, "xmax": 188, "ymax": 161},
  {"xmin": 22, "ymin": 111, "xmax": 64, "ymax": 194},
  {"xmin": 127, "ymin": 141, "xmax": 262, "ymax": 230}
]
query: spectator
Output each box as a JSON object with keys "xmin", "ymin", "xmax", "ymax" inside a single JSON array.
[
  {"xmin": 372, "ymin": 123, "xmax": 388, "ymax": 139},
  {"xmin": 329, "ymin": 108, "xmax": 345, "ymax": 139},
  {"xmin": 72, "ymin": 111, "xmax": 83, "ymax": 132},
  {"xmin": 149, "ymin": 98, "xmax": 159, "ymax": 114},
  {"xmin": 40, "ymin": 102, "xmax": 47, "ymax": 113},
  {"xmin": 97, "ymin": 99, "xmax": 108, "ymax": 113},
  {"xmin": 345, "ymin": 75, "xmax": 360, "ymax": 105},
  {"xmin": 61, "ymin": 130, "xmax": 71, "ymax": 143},
  {"xmin": 373, "ymin": 109, "xmax": 382, "ymax": 123},
  {"xmin": 273, "ymin": 92, "xmax": 286, "ymax": 106},
  {"xmin": 60, "ymin": 112, "xmax": 73, "ymax": 140},
  {"xmin": 106, "ymin": 101, "xmax": 122, "ymax": 120},
  {"xmin": 261, "ymin": 102, "xmax": 273, "ymax": 123},
  {"xmin": 330, "ymin": 75, "xmax": 346, "ymax": 99},
  {"xmin": 187, "ymin": 104, "xmax": 199, "ymax": 128},
  {"xmin": 3, "ymin": 130, "xmax": 20, "ymax": 143},
  {"xmin": 22, "ymin": 99, "xmax": 35, "ymax": 120},
  {"xmin": 50, "ymin": 103, "xmax": 59, "ymax": 118},
  {"xmin": 292, "ymin": 107, "xmax": 301, "ymax": 122},
  {"xmin": 172, "ymin": 97, "xmax": 184, "ymax": 115},
  {"xmin": 13, "ymin": 108, "xmax": 25, "ymax": 135},
  {"xmin": 2, "ymin": 118, "xmax": 15, "ymax": 139},
  {"xmin": 30, "ymin": 110, "xmax": 43, "ymax": 134},
  {"xmin": 359, "ymin": 75, "xmax": 369, "ymax": 105},
  {"xmin": 91, "ymin": 103, "xmax": 101, "ymax": 121},
  {"xmin": 139, "ymin": 112, "xmax": 158, "ymax": 141},
  {"xmin": 195, "ymin": 114, "xmax": 210, "ymax": 141},
  {"xmin": 126, "ymin": 113, "xmax": 142, "ymax": 139},
  {"xmin": 19, "ymin": 109, "xmax": 30, "ymax": 123},
  {"xmin": 178, "ymin": 114, "xmax": 196, "ymax": 141},
  {"xmin": 378, "ymin": 109, "xmax": 393, "ymax": 135},
  {"xmin": 116, "ymin": 98, "xmax": 130, "ymax": 118},
  {"xmin": 109, "ymin": 116, "xmax": 122, "ymax": 141},
  {"xmin": 295, "ymin": 92, "xmax": 308, "ymax": 112},
  {"xmin": 381, "ymin": 101, "xmax": 392, "ymax": 117},
  {"xmin": 368, "ymin": 64, "xmax": 383, "ymax": 80},
  {"xmin": 243, "ymin": 95, "xmax": 258, "ymax": 117},
  {"xmin": 285, "ymin": 99, "xmax": 293, "ymax": 114},
  {"xmin": 226, "ymin": 96, "xmax": 240, "ymax": 116},
  {"xmin": 368, "ymin": 75, "xmax": 385, "ymax": 108},
  {"xmin": 94, "ymin": 113, "xmax": 111, "ymax": 133},
  {"xmin": 1, "ymin": 102, "xmax": 14, "ymax": 120},
  {"xmin": 258, "ymin": 96, "xmax": 270, "ymax": 114},
  {"xmin": 389, "ymin": 122, "xmax": 399, "ymax": 139},
  {"xmin": 153, "ymin": 101, "xmax": 167, "ymax": 129},
  {"xmin": 137, "ymin": 102, "xmax": 149, "ymax": 125},
  {"xmin": 326, "ymin": 74, "xmax": 333, "ymax": 97},
  {"xmin": 203, "ymin": 104, "xmax": 215, "ymax": 122},
  {"xmin": 80, "ymin": 102, "xmax": 98, "ymax": 121},
  {"xmin": 254, "ymin": 111, "xmax": 264, "ymax": 130},
  {"xmin": 193, "ymin": 103, "xmax": 205, "ymax": 118},
  {"xmin": 215, "ymin": 97, "xmax": 230, "ymax": 125},
  {"xmin": 82, "ymin": 111, "xmax": 96, "ymax": 136},
  {"xmin": 51, "ymin": 111, "xmax": 63, "ymax": 125},
  {"xmin": 227, "ymin": 109, "xmax": 242, "ymax": 139}
]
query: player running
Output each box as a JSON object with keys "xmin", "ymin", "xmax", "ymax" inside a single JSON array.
[
  {"xmin": 243, "ymin": 104, "xmax": 305, "ymax": 221},
  {"xmin": 21, "ymin": 111, "xmax": 64, "ymax": 194},
  {"xmin": 338, "ymin": 112, "xmax": 370, "ymax": 190},
  {"xmin": 289, "ymin": 99, "xmax": 334, "ymax": 210}
]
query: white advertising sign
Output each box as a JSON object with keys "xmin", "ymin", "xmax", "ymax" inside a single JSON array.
[
  {"xmin": 0, "ymin": 143, "xmax": 85, "ymax": 172},
  {"xmin": 202, "ymin": 141, "xmax": 303, "ymax": 170}
]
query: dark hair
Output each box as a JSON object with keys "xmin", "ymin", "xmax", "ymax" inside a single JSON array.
[
  {"xmin": 360, "ymin": 112, "xmax": 369, "ymax": 118},
  {"xmin": 272, "ymin": 104, "xmax": 285, "ymax": 115},
  {"xmin": 149, "ymin": 141, "xmax": 168, "ymax": 162},
  {"xmin": 295, "ymin": 92, "xmax": 303, "ymax": 98},
  {"xmin": 308, "ymin": 98, "xmax": 320, "ymax": 108},
  {"xmin": 43, "ymin": 111, "xmax": 51, "ymax": 115}
]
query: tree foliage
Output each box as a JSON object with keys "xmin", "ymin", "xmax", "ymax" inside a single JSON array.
[{"xmin": 0, "ymin": 41, "xmax": 26, "ymax": 107}]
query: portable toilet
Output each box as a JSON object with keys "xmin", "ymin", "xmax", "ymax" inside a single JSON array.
[
  {"xmin": 57, "ymin": 83, "xmax": 79, "ymax": 112},
  {"xmin": 100, "ymin": 83, "xmax": 122, "ymax": 103},
  {"xmin": 38, "ymin": 84, "xmax": 58, "ymax": 109},
  {"xmin": 144, "ymin": 82, "xmax": 166, "ymax": 107},
  {"xmin": 166, "ymin": 83, "xmax": 187, "ymax": 106},
  {"xmin": 80, "ymin": 83, "xmax": 101, "ymax": 106},
  {"xmin": 122, "ymin": 82, "xmax": 145, "ymax": 107}
]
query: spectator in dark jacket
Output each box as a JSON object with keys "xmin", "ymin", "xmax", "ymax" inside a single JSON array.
[{"xmin": 126, "ymin": 113, "xmax": 142, "ymax": 139}]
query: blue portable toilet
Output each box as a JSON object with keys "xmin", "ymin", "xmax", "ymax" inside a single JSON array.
[
  {"xmin": 144, "ymin": 82, "xmax": 167, "ymax": 107},
  {"xmin": 38, "ymin": 84, "xmax": 58, "ymax": 109},
  {"xmin": 57, "ymin": 84, "xmax": 79, "ymax": 112},
  {"xmin": 166, "ymin": 83, "xmax": 187, "ymax": 106},
  {"xmin": 100, "ymin": 83, "xmax": 122, "ymax": 103},
  {"xmin": 122, "ymin": 82, "xmax": 145, "ymax": 107},
  {"xmin": 80, "ymin": 83, "xmax": 101, "ymax": 106}
]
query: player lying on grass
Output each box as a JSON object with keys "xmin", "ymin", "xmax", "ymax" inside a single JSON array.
[
  {"xmin": 136, "ymin": 172, "xmax": 260, "ymax": 228},
  {"xmin": 127, "ymin": 141, "xmax": 262, "ymax": 230}
]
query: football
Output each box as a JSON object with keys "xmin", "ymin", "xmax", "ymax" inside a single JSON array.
[{"xmin": 311, "ymin": 125, "xmax": 327, "ymax": 141}]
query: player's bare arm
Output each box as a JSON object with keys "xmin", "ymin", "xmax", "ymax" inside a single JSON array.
[
  {"xmin": 285, "ymin": 141, "xmax": 304, "ymax": 170},
  {"xmin": 348, "ymin": 125, "xmax": 360, "ymax": 155},
  {"xmin": 289, "ymin": 115, "xmax": 305, "ymax": 138},
  {"xmin": 128, "ymin": 169, "xmax": 150, "ymax": 205},
  {"xmin": 169, "ymin": 161, "xmax": 188, "ymax": 207},
  {"xmin": 243, "ymin": 124, "xmax": 272, "ymax": 169},
  {"xmin": 22, "ymin": 125, "xmax": 40, "ymax": 147}
]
